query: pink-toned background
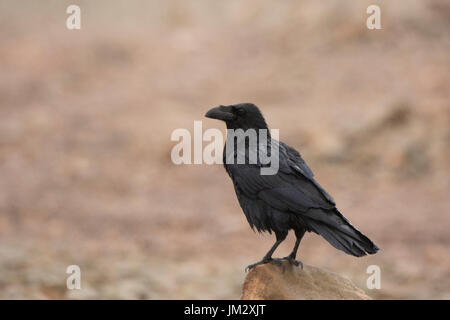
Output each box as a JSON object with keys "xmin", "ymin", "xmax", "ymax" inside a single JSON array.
[{"xmin": 0, "ymin": 0, "xmax": 449, "ymax": 299}]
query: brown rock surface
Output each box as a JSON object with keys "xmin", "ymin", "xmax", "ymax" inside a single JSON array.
[{"xmin": 242, "ymin": 261, "xmax": 371, "ymax": 300}]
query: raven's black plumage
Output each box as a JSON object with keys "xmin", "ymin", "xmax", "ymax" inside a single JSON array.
[{"xmin": 205, "ymin": 103, "xmax": 379, "ymax": 270}]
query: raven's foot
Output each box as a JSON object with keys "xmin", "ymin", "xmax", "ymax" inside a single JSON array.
[
  {"xmin": 245, "ymin": 258, "xmax": 283, "ymax": 272},
  {"xmin": 281, "ymin": 256, "xmax": 303, "ymax": 269}
]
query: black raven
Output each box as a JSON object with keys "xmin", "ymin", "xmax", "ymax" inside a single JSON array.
[{"xmin": 205, "ymin": 103, "xmax": 379, "ymax": 271}]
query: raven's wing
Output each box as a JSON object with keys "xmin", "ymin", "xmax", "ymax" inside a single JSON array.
[
  {"xmin": 279, "ymin": 141, "xmax": 336, "ymax": 205},
  {"xmin": 227, "ymin": 140, "xmax": 379, "ymax": 256},
  {"xmin": 228, "ymin": 141, "xmax": 335, "ymax": 211}
]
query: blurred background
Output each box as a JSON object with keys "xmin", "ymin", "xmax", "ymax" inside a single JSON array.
[{"xmin": 0, "ymin": 0, "xmax": 449, "ymax": 299}]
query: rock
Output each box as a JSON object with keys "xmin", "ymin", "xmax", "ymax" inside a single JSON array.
[{"xmin": 241, "ymin": 260, "xmax": 371, "ymax": 300}]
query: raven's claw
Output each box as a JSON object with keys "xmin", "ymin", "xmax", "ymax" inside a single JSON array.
[
  {"xmin": 245, "ymin": 258, "xmax": 276, "ymax": 272},
  {"xmin": 245, "ymin": 257, "xmax": 288, "ymax": 272},
  {"xmin": 283, "ymin": 257, "xmax": 303, "ymax": 269}
]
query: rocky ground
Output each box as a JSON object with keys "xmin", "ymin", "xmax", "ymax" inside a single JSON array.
[
  {"xmin": 0, "ymin": 1, "xmax": 449, "ymax": 299},
  {"xmin": 242, "ymin": 261, "xmax": 372, "ymax": 300}
]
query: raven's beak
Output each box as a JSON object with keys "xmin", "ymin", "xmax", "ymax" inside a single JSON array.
[{"xmin": 205, "ymin": 105, "xmax": 235, "ymax": 121}]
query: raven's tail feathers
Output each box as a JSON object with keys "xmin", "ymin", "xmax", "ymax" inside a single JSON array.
[{"xmin": 304, "ymin": 209, "xmax": 379, "ymax": 257}]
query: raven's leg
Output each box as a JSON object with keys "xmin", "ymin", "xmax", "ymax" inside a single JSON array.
[
  {"xmin": 283, "ymin": 228, "xmax": 306, "ymax": 269},
  {"xmin": 245, "ymin": 231, "xmax": 287, "ymax": 272}
]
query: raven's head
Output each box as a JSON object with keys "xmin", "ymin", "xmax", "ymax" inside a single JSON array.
[{"xmin": 205, "ymin": 103, "xmax": 268, "ymax": 130}]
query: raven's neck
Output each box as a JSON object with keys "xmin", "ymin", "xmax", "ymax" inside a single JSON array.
[{"xmin": 225, "ymin": 123, "xmax": 270, "ymax": 135}]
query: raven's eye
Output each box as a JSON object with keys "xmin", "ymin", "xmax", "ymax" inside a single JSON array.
[{"xmin": 236, "ymin": 108, "xmax": 246, "ymax": 116}]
